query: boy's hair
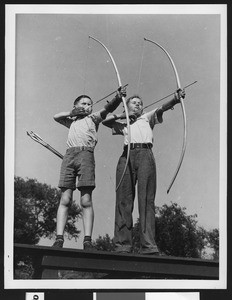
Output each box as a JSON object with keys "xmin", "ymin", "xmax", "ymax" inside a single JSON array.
[
  {"xmin": 74, "ymin": 95, "xmax": 92, "ymax": 105},
  {"xmin": 126, "ymin": 95, "xmax": 143, "ymax": 106}
]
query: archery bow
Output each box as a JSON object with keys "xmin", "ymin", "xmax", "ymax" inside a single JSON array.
[
  {"xmin": 89, "ymin": 36, "xmax": 131, "ymax": 191},
  {"xmin": 144, "ymin": 38, "xmax": 187, "ymax": 194}
]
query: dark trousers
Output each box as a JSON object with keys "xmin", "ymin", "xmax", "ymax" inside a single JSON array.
[{"xmin": 114, "ymin": 147, "xmax": 159, "ymax": 254}]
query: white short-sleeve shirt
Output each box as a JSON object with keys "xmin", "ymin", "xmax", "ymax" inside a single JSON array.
[
  {"xmin": 60, "ymin": 112, "xmax": 103, "ymax": 148},
  {"xmin": 112, "ymin": 109, "xmax": 162, "ymax": 145}
]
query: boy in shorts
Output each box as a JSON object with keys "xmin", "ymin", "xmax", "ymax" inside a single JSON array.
[{"xmin": 52, "ymin": 88, "xmax": 126, "ymax": 250}]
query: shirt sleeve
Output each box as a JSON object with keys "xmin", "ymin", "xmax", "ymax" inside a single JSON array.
[
  {"xmin": 144, "ymin": 108, "xmax": 163, "ymax": 129},
  {"xmin": 56, "ymin": 118, "xmax": 73, "ymax": 128}
]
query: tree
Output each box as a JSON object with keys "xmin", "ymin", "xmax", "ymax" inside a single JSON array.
[
  {"xmin": 92, "ymin": 202, "xmax": 218, "ymax": 259},
  {"xmin": 14, "ymin": 176, "xmax": 82, "ymax": 244},
  {"xmin": 132, "ymin": 202, "xmax": 218, "ymax": 259},
  {"xmin": 93, "ymin": 234, "xmax": 115, "ymax": 252},
  {"xmin": 207, "ymin": 228, "xmax": 219, "ymax": 260},
  {"xmin": 154, "ymin": 202, "xmax": 205, "ymax": 258},
  {"xmin": 14, "ymin": 176, "xmax": 82, "ymax": 279}
]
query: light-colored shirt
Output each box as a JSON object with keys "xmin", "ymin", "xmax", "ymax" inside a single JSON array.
[
  {"xmin": 112, "ymin": 109, "xmax": 162, "ymax": 145},
  {"xmin": 58, "ymin": 112, "xmax": 103, "ymax": 148}
]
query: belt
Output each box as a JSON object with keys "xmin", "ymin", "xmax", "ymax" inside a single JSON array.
[
  {"xmin": 124, "ymin": 143, "xmax": 153, "ymax": 150},
  {"xmin": 67, "ymin": 146, "xmax": 94, "ymax": 152}
]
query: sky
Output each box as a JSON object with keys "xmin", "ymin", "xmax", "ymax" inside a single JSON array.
[{"xmin": 6, "ymin": 5, "xmax": 227, "ymax": 250}]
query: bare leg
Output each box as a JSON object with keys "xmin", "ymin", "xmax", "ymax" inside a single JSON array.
[
  {"xmin": 56, "ymin": 188, "xmax": 73, "ymax": 235},
  {"xmin": 80, "ymin": 188, "xmax": 94, "ymax": 237}
]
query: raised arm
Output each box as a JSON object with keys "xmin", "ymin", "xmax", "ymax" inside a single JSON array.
[
  {"xmin": 54, "ymin": 111, "xmax": 72, "ymax": 122},
  {"xmin": 147, "ymin": 89, "xmax": 186, "ymax": 122},
  {"xmin": 99, "ymin": 86, "xmax": 127, "ymax": 120},
  {"xmin": 53, "ymin": 111, "xmax": 73, "ymax": 128},
  {"xmin": 54, "ymin": 106, "xmax": 87, "ymax": 128},
  {"xmin": 102, "ymin": 113, "xmax": 124, "ymax": 128},
  {"xmin": 102, "ymin": 109, "xmax": 140, "ymax": 128}
]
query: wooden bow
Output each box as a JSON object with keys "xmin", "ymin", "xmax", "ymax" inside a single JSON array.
[
  {"xmin": 144, "ymin": 38, "xmax": 187, "ymax": 193},
  {"xmin": 89, "ymin": 36, "xmax": 131, "ymax": 191}
]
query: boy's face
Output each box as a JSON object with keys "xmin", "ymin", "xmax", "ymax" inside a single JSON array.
[
  {"xmin": 74, "ymin": 97, "xmax": 93, "ymax": 115},
  {"xmin": 128, "ymin": 98, "xmax": 143, "ymax": 115}
]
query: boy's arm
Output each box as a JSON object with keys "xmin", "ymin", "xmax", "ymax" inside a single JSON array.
[
  {"xmin": 54, "ymin": 111, "xmax": 71, "ymax": 120},
  {"xmin": 99, "ymin": 86, "xmax": 126, "ymax": 120},
  {"xmin": 102, "ymin": 109, "xmax": 142, "ymax": 128},
  {"xmin": 148, "ymin": 89, "xmax": 186, "ymax": 122},
  {"xmin": 53, "ymin": 111, "xmax": 73, "ymax": 128},
  {"xmin": 54, "ymin": 107, "xmax": 87, "ymax": 127},
  {"xmin": 102, "ymin": 113, "xmax": 125, "ymax": 128}
]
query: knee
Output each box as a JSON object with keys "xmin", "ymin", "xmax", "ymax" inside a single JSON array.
[
  {"xmin": 60, "ymin": 193, "xmax": 72, "ymax": 207},
  {"xmin": 81, "ymin": 195, "xmax": 92, "ymax": 209}
]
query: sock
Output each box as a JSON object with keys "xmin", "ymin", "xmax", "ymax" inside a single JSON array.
[
  {"xmin": 83, "ymin": 236, "xmax": 91, "ymax": 243},
  {"xmin": 56, "ymin": 235, "xmax": 64, "ymax": 241}
]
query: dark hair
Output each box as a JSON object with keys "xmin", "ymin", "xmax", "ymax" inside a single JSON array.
[
  {"xmin": 73, "ymin": 95, "xmax": 92, "ymax": 105},
  {"xmin": 126, "ymin": 95, "xmax": 143, "ymax": 106}
]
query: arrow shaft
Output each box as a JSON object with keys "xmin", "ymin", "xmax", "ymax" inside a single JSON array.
[
  {"xmin": 143, "ymin": 81, "xmax": 197, "ymax": 110},
  {"xmin": 93, "ymin": 84, "xmax": 129, "ymax": 106}
]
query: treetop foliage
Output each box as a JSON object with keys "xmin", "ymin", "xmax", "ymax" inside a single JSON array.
[
  {"xmin": 14, "ymin": 176, "xmax": 82, "ymax": 245},
  {"xmin": 14, "ymin": 176, "xmax": 219, "ymax": 279}
]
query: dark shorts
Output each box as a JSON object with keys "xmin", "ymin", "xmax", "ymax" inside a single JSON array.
[{"xmin": 58, "ymin": 147, "xmax": 95, "ymax": 190}]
